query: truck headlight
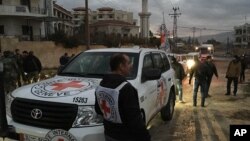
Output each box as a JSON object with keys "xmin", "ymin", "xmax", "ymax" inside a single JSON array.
[
  {"xmin": 5, "ymin": 93, "xmax": 14, "ymax": 118},
  {"xmin": 72, "ymin": 106, "xmax": 103, "ymax": 128}
]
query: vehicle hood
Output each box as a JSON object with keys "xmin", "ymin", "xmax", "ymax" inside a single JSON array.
[{"xmin": 11, "ymin": 76, "xmax": 101, "ymax": 105}]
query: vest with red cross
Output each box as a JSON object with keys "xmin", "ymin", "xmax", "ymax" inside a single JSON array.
[{"xmin": 95, "ymin": 82, "xmax": 127, "ymax": 124}]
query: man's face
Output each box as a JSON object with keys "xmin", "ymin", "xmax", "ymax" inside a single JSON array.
[{"xmin": 120, "ymin": 55, "xmax": 132, "ymax": 76}]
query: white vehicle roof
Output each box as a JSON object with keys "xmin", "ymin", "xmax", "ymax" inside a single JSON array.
[{"xmin": 85, "ymin": 47, "xmax": 164, "ymax": 54}]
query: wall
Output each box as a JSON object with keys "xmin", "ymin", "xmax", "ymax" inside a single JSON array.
[{"xmin": 0, "ymin": 37, "xmax": 107, "ymax": 69}]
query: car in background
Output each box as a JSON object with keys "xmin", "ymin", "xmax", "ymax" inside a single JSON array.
[{"xmin": 5, "ymin": 48, "xmax": 176, "ymax": 141}]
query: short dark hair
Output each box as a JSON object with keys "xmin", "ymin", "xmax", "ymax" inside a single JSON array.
[
  {"xmin": 170, "ymin": 56, "xmax": 176, "ymax": 62},
  {"xmin": 206, "ymin": 55, "xmax": 212, "ymax": 59},
  {"xmin": 110, "ymin": 53, "xmax": 127, "ymax": 71}
]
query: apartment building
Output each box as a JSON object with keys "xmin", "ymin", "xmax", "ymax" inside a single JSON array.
[
  {"xmin": 53, "ymin": 2, "xmax": 73, "ymax": 36},
  {"xmin": 0, "ymin": 0, "xmax": 54, "ymax": 40},
  {"xmin": 234, "ymin": 23, "xmax": 250, "ymax": 48},
  {"xmin": 72, "ymin": 7, "xmax": 139, "ymax": 37}
]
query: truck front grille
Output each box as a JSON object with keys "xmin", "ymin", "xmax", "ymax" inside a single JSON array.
[{"xmin": 11, "ymin": 98, "xmax": 78, "ymax": 130}]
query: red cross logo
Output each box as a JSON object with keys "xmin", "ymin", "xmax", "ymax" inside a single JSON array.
[
  {"xmin": 51, "ymin": 81, "xmax": 84, "ymax": 91},
  {"xmin": 100, "ymin": 100, "xmax": 111, "ymax": 118}
]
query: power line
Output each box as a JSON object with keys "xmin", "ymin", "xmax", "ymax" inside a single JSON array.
[
  {"xmin": 168, "ymin": 0, "xmax": 174, "ymax": 8},
  {"xmin": 178, "ymin": 26, "xmax": 233, "ymax": 32}
]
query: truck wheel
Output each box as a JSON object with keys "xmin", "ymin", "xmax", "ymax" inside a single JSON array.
[{"xmin": 161, "ymin": 90, "xmax": 175, "ymax": 121}]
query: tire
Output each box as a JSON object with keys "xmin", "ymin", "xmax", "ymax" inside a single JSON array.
[{"xmin": 161, "ymin": 90, "xmax": 175, "ymax": 121}]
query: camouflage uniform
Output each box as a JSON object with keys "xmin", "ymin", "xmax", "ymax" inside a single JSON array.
[{"xmin": 0, "ymin": 51, "xmax": 20, "ymax": 94}]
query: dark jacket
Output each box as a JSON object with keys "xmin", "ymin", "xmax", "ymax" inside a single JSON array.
[
  {"xmin": 95, "ymin": 74, "xmax": 150, "ymax": 141},
  {"xmin": 189, "ymin": 60, "xmax": 209, "ymax": 82},
  {"xmin": 205, "ymin": 61, "xmax": 218, "ymax": 78},
  {"xmin": 23, "ymin": 55, "xmax": 42, "ymax": 73},
  {"xmin": 171, "ymin": 61, "xmax": 185, "ymax": 80}
]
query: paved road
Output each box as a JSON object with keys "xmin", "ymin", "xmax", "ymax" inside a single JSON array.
[{"xmin": 149, "ymin": 59, "xmax": 250, "ymax": 141}]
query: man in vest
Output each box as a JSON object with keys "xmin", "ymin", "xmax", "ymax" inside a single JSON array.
[{"xmin": 95, "ymin": 53, "xmax": 150, "ymax": 141}]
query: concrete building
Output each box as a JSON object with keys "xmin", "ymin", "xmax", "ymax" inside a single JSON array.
[
  {"xmin": 139, "ymin": 0, "xmax": 151, "ymax": 38},
  {"xmin": 234, "ymin": 23, "xmax": 250, "ymax": 48},
  {"xmin": 72, "ymin": 7, "xmax": 86, "ymax": 28},
  {"xmin": 53, "ymin": 2, "xmax": 73, "ymax": 36},
  {"xmin": 72, "ymin": 7, "xmax": 139, "ymax": 37},
  {"xmin": 0, "ymin": 0, "xmax": 54, "ymax": 41}
]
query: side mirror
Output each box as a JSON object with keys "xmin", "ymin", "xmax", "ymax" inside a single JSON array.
[{"xmin": 141, "ymin": 68, "xmax": 161, "ymax": 83}]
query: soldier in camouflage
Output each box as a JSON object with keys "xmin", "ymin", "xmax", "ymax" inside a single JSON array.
[{"xmin": 0, "ymin": 51, "xmax": 20, "ymax": 94}]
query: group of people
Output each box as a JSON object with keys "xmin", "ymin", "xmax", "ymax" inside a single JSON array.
[
  {"xmin": 0, "ymin": 49, "xmax": 42, "ymax": 94},
  {"xmin": 171, "ymin": 54, "xmax": 247, "ymax": 108},
  {"xmin": 170, "ymin": 55, "xmax": 218, "ymax": 107},
  {"xmin": 59, "ymin": 53, "xmax": 75, "ymax": 66}
]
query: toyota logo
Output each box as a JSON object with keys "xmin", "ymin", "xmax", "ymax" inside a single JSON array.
[{"xmin": 31, "ymin": 109, "xmax": 43, "ymax": 119}]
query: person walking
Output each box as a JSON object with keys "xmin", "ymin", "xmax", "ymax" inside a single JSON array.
[
  {"xmin": 205, "ymin": 56, "xmax": 218, "ymax": 97},
  {"xmin": 170, "ymin": 56, "xmax": 186, "ymax": 103},
  {"xmin": 95, "ymin": 53, "xmax": 151, "ymax": 141},
  {"xmin": 225, "ymin": 55, "xmax": 241, "ymax": 96},
  {"xmin": 189, "ymin": 56, "xmax": 209, "ymax": 107},
  {"xmin": 239, "ymin": 55, "xmax": 246, "ymax": 83}
]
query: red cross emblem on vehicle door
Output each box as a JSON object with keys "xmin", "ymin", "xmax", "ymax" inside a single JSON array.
[
  {"xmin": 51, "ymin": 81, "xmax": 84, "ymax": 91},
  {"xmin": 100, "ymin": 100, "xmax": 111, "ymax": 118}
]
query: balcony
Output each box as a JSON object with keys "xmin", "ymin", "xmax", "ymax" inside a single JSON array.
[{"xmin": 0, "ymin": 5, "xmax": 47, "ymax": 17}]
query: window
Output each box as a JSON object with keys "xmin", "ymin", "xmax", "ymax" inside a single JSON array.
[
  {"xmin": 99, "ymin": 15, "xmax": 103, "ymax": 18},
  {"xmin": 109, "ymin": 15, "xmax": 113, "ymax": 18},
  {"xmin": 152, "ymin": 53, "xmax": 166, "ymax": 72},
  {"xmin": 0, "ymin": 25, "xmax": 4, "ymax": 34},
  {"xmin": 143, "ymin": 54, "xmax": 154, "ymax": 69},
  {"xmin": 61, "ymin": 52, "xmax": 139, "ymax": 80},
  {"xmin": 22, "ymin": 25, "xmax": 31, "ymax": 35},
  {"xmin": 161, "ymin": 53, "xmax": 170, "ymax": 70}
]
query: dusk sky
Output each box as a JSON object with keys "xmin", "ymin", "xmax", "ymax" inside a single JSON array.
[{"xmin": 57, "ymin": 0, "xmax": 250, "ymax": 37}]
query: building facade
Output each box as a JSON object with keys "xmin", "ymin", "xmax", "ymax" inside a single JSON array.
[
  {"xmin": 72, "ymin": 7, "xmax": 139, "ymax": 37},
  {"xmin": 53, "ymin": 2, "xmax": 73, "ymax": 36},
  {"xmin": 234, "ymin": 23, "xmax": 250, "ymax": 48},
  {"xmin": 0, "ymin": 0, "xmax": 54, "ymax": 41}
]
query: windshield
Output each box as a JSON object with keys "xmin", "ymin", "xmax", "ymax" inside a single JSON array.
[
  {"xmin": 59, "ymin": 52, "xmax": 139, "ymax": 80},
  {"xmin": 200, "ymin": 48, "xmax": 209, "ymax": 54}
]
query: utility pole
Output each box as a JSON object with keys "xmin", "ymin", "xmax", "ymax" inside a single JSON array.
[
  {"xmin": 169, "ymin": 7, "xmax": 181, "ymax": 50},
  {"xmin": 227, "ymin": 37, "xmax": 230, "ymax": 54},
  {"xmin": 85, "ymin": 0, "xmax": 90, "ymax": 50},
  {"xmin": 192, "ymin": 27, "xmax": 196, "ymax": 46}
]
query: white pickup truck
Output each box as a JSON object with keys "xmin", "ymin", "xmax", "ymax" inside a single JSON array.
[{"xmin": 5, "ymin": 48, "xmax": 176, "ymax": 141}]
